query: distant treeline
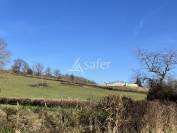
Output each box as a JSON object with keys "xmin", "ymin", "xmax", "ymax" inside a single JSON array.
[{"xmin": 10, "ymin": 58, "xmax": 96, "ymax": 85}]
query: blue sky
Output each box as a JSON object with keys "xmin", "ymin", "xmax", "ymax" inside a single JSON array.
[{"xmin": 0, "ymin": 0, "xmax": 177, "ymax": 83}]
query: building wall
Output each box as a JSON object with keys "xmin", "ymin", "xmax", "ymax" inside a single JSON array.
[
  {"xmin": 105, "ymin": 82, "xmax": 126, "ymax": 87},
  {"xmin": 105, "ymin": 82, "xmax": 138, "ymax": 87},
  {"xmin": 126, "ymin": 83, "xmax": 138, "ymax": 87}
]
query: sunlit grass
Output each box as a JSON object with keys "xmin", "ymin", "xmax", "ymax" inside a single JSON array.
[{"xmin": 0, "ymin": 72, "xmax": 146, "ymax": 100}]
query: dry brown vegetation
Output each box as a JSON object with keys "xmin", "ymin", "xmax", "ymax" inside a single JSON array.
[
  {"xmin": 97, "ymin": 86, "xmax": 148, "ymax": 94},
  {"xmin": 0, "ymin": 97, "xmax": 89, "ymax": 108},
  {"xmin": 0, "ymin": 95, "xmax": 177, "ymax": 133}
]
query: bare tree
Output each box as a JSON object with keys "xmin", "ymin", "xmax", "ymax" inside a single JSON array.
[
  {"xmin": 0, "ymin": 39, "xmax": 10, "ymax": 67},
  {"xmin": 12, "ymin": 59, "xmax": 29, "ymax": 74},
  {"xmin": 26, "ymin": 68, "xmax": 33, "ymax": 75},
  {"xmin": 22, "ymin": 61, "xmax": 30, "ymax": 74},
  {"xmin": 45, "ymin": 67, "xmax": 52, "ymax": 77},
  {"xmin": 53, "ymin": 69, "xmax": 61, "ymax": 78},
  {"xmin": 70, "ymin": 74, "xmax": 75, "ymax": 82},
  {"xmin": 136, "ymin": 49, "xmax": 177, "ymax": 84},
  {"xmin": 12, "ymin": 59, "xmax": 21, "ymax": 73},
  {"xmin": 33, "ymin": 63, "xmax": 44, "ymax": 76}
]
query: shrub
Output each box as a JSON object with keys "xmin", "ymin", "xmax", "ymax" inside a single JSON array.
[
  {"xmin": 78, "ymin": 95, "xmax": 177, "ymax": 133},
  {"xmin": 0, "ymin": 96, "xmax": 177, "ymax": 133},
  {"xmin": 0, "ymin": 97, "xmax": 89, "ymax": 108},
  {"xmin": 30, "ymin": 82, "xmax": 48, "ymax": 88},
  {"xmin": 147, "ymin": 81, "xmax": 177, "ymax": 102}
]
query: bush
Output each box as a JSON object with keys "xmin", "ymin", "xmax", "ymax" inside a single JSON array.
[
  {"xmin": 78, "ymin": 95, "xmax": 177, "ymax": 133},
  {"xmin": 147, "ymin": 81, "xmax": 177, "ymax": 102},
  {"xmin": 0, "ymin": 97, "xmax": 89, "ymax": 108},
  {"xmin": 30, "ymin": 82, "xmax": 48, "ymax": 88},
  {"xmin": 0, "ymin": 96, "xmax": 177, "ymax": 133}
]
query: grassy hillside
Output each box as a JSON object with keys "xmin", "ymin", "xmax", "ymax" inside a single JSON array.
[{"xmin": 0, "ymin": 72, "xmax": 146, "ymax": 100}]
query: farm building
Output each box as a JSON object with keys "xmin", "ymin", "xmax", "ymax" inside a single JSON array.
[{"xmin": 104, "ymin": 81, "xmax": 138, "ymax": 87}]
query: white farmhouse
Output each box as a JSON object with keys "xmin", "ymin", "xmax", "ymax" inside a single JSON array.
[{"xmin": 104, "ymin": 81, "xmax": 138, "ymax": 87}]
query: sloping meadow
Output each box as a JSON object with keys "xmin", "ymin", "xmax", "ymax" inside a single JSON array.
[{"xmin": 0, "ymin": 96, "xmax": 177, "ymax": 133}]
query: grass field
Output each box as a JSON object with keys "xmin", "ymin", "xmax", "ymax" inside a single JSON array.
[{"xmin": 0, "ymin": 72, "xmax": 147, "ymax": 100}]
